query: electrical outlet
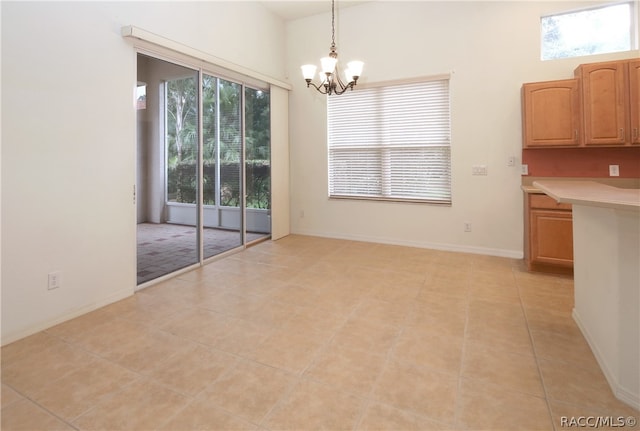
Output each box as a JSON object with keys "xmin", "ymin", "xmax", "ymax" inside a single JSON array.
[
  {"xmin": 521, "ymin": 164, "xmax": 529, "ymax": 175},
  {"xmin": 48, "ymin": 271, "xmax": 61, "ymax": 290},
  {"xmin": 609, "ymin": 165, "xmax": 620, "ymax": 177},
  {"xmin": 464, "ymin": 222, "xmax": 472, "ymax": 232},
  {"xmin": 472, "ymin": 165, "xmax": 487, "ymax": 176},
  {"xmin": 508, "ymin": 156, "xmax": 516, "ymax": 167}
]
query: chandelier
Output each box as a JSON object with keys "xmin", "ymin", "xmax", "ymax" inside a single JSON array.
[{"xmin": 300, "ymin": 0, "xmax": 364, "ymax": 95}]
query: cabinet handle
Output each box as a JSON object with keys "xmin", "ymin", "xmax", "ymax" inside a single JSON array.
[
  {"xmin": 634, "ymin": 128, "xmax": 639, "ymax": 140},
  {"xmin": 620, "ymin": 128, "xmax": 624, "ymax": 141},
  {"xmin": 574, "ymin": 129, "xmax": 578, "ymax": 140}
]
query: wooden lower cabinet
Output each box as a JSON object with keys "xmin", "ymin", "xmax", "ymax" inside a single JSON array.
[{"xmin": 525, "ymin": 193, "xmax": 573, "ymax": 273}]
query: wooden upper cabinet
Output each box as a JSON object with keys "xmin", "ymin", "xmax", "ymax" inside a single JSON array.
[
  {"xmin": 522, "ymin": 79, "xmax": 581, "ymax": 148},
  {"xmin": 630, "ymin": 59, "xmax": 640, "ymax": 145},
  {"xmin": 575, "ymin": 61, "xmax": 629, "ymax": 146}
]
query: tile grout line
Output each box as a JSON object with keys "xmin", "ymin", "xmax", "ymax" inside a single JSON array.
[
  {"xmin": 513, "ymin": 267, "xmax": 557, "ymax": 431},
  {"xmin": 157, "ymin": 356, "xmax": 266, "ymax": 431},
  {"xmin": 451, "ymin": 264, "xmax": 472, "ymax": 431},
  {"xmin": 6, "ymin": 237, "xmax": 621, "ymax": 431},
  {"xmin": 351, "ymin": 292, "xmax": 407, "ymax": 431},
  {"xmin": 256, "ymin": 269, "xmax": 364, "ymax": 430}
]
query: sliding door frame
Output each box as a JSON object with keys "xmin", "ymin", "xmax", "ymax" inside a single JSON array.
[
  {"xmin": 129, "ymin": 28, "xmax": 290, "ymax": 290},
  {"xmin": 135, "ymin": 50, "xmax": 265, "ymax": 289}
]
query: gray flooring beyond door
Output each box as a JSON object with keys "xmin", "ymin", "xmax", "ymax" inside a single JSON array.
[{"xmin": 137, "ymin": 223, "xmax": 267, "ymax": 284}]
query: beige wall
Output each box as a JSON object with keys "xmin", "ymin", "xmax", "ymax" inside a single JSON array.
[
  {"xmin": 2, "ymin": 0, "xmax": 638, "ymax": 344},
  {"xmin": 286, "ymin": 1, "xmax": 639, "ymax": 256},
  {"xmin": 1, "ymin": 1, "xmax": 286, "ymax": 344}
]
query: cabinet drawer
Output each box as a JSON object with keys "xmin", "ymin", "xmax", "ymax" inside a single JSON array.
[{"xmin": 529, "ymin": 194, "xmax": 572, "ymax": 210}]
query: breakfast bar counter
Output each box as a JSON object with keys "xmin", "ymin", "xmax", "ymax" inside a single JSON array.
[
  {"xmin": 533, "ymin": 180, "xmax": 640, "ymax": 212},
  {"xmin": 533, "ymin": 180, "xmax": 640, "ymax": 410}
]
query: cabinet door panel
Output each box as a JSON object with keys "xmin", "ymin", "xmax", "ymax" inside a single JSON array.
[
  {"xmin": 522, "ymin": 80, "xmax": 581, "ymax": 147},
  {"xmin": 630, "ymin": 59, "xmax": 640, "ymax": 145},
  {"xmin": 530, "ymin": 210, "xmax": 574, "ymax": 267},
  {"xmin": 579, "ymin": 62, "xmax": 629, "ymax": 145}
]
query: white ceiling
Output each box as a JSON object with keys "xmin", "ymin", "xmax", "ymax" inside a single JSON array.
[{"xmin": 259, "ymin": 1, "xmax": 369, "ymax": 21}]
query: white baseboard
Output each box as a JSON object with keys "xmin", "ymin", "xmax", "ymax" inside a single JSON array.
[
  {"xmin": 572, "ymin": 308, "xmax": 640, "ymax": 411},
  {"xmin": 616, "ymin": 387, "xmax": 640, "ymax": 412},
  {"xmin": 0, "ymin": 287, "xmax": 133, "ymax": 346},
  {"xmin": 290, "ymin": 228, "xmax": 524, "ymax": 259}
]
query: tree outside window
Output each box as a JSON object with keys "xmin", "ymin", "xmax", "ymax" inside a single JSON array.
[
  {"xmin": 541, "ymin": 2, "xmax": 633, "ymax": 60},
  {"xmin": 165, "ymin": 76, "xmax": 270, "ymax": 209}
]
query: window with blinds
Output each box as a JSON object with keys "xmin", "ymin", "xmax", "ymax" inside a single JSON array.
[{"xmin": 327, "ymin": 77, "xmax": 451, "ymax": 204}]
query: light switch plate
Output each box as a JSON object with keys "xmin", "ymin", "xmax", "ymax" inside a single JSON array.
[{"xmin": 472, "ymin": 165, "xmax": 488, "ymax": 176}]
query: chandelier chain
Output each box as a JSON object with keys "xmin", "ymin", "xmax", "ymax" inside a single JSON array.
[
  {"xmin": 331, "ymin": 0, "xmax": 336, "ymax": 49},
  {"xmin": 300, "ymin": 0, "xmax": 363, "ymax": 95}
]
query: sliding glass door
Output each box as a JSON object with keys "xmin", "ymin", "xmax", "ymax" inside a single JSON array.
[
  {"xmin": 245, "ymin": 87, "xmax": 271, "ymax": 238},
  {"xmin": 137, "ymin": 55, "xmax": 200, "ymax": 284},
  {"xmin": 202, "ymin": 76, "xmax": 243, "ymax": 259},
  {"xmin": 136, "ymin": 53, "xmax": 271, "ymax": 286}
]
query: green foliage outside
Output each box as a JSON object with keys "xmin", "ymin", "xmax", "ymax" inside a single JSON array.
[
  {"xmin": 166, "ymin": 75, "xmax": 270, "ymax": 209},
  {"xmin": 167, "ymin": 161, "xmax": 270, "ymax": 208}
]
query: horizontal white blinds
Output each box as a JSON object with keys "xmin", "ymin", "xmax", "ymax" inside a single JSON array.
[{"xmin": 328, "ymin": 78, "xmax": 451, "ymax": 204}]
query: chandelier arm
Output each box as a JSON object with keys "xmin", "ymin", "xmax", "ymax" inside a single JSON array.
[
  {"xmin": 333, "ymin": 84, "xmax": 353, "ymax": 95},
  {"xmin": 306, "ymin": 81, "xmax": 330, "ymax": 95},
  {"xmin": 332, "ymin": 70, "xmax": 354, "ymax": 94},
  {"xmin": 332, "ymin": 81, "xmax": 354, "ymax": 95}
]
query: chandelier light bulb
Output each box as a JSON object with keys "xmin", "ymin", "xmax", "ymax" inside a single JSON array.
[
  {"xmin": 347, "ymin": 60, "xmax": 364, "ymax": 79},
  {"xmin": 320, "ymin": 56, "xmax": 338, "ymax": 75},
  {"xmin": 344, "ymin": 68, "xmax": 354, "ymax": 84},
  {"xmin": 301, "ymin": 64, "xmax": 317, "ymax": 81}
]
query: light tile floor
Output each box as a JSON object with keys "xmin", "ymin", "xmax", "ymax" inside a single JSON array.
[{"xmin": 2, "ymin": 235, "xmax": 639, "ymax": 430}]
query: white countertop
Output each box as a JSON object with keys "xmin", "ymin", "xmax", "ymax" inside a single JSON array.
[{"xmin": 533, "ymin": 180, "xmax": 640, "ymax": 212}]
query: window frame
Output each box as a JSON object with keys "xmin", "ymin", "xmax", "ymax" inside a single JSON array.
[
  {"xmin": 540, "ymin": 1, "xmax": 638, "ymax": 61},
  {"xmin": 327, "ymin": 75, "xmax": 452, "ymax": 206}
]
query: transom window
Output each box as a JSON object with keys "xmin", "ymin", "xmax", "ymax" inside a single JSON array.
[
  {"xmin": 327, "ymin": 77, "xmax": 452, "ymax": 205},
  {"xmin": 541, "ymin": 2, "xmax": 636, "ymax": 61}
]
